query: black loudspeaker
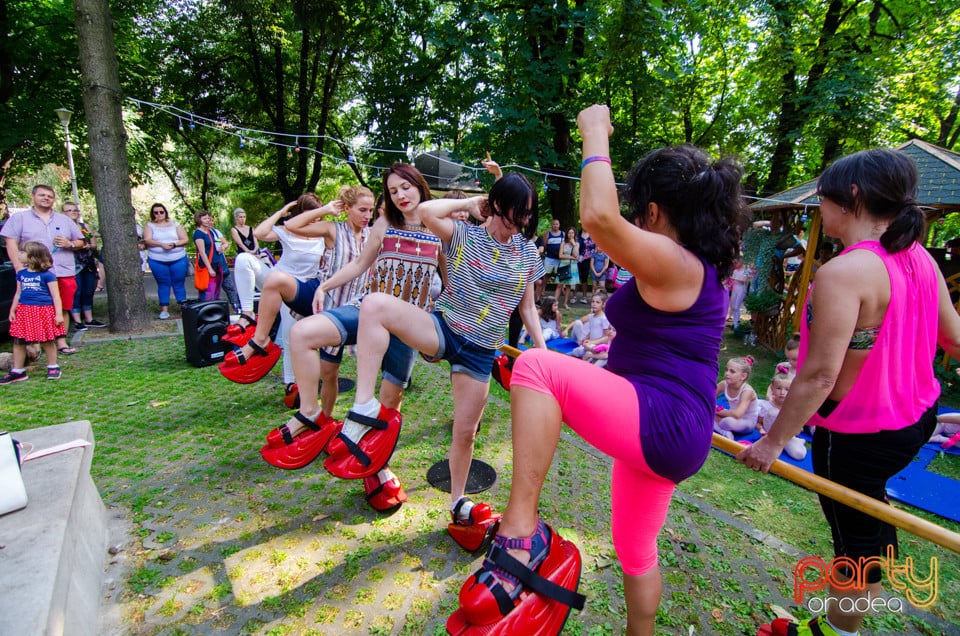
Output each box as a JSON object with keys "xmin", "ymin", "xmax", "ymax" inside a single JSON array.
[{"xmin": 182, "ymin": 300, "xmax": 230, "ymax": 367}]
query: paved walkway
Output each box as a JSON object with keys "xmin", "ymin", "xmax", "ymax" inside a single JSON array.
[
  {"xmin": 83, "ymin": 349, "xmax": 954, "ymax": 636},
  {"xmin": 19, "ymin": 274, "xmax": 954, "ymax": 635}
]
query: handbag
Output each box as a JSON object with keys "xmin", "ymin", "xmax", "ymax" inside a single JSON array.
[
  {"xmin": 0, "ymin": 431, "xmax": 28, "ymax": 516},
  {"xmin": 193, "ymin": 235, "xmax": 215, "ymax": 291}
]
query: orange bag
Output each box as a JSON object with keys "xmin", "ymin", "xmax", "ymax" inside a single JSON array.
[{"xmin": 193, "ymin": 238, "xmax": 214, "ymax": 291}]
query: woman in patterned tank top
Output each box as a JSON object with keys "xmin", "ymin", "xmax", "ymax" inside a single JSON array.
[{"xmin": 265, "ymin": 164, "xmax": 442, "ymax": 507}]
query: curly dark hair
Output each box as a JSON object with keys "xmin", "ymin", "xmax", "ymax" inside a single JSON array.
[
  {"xmin": 624, "ymin": 145, "xmax": 748, "ymax": 280},
  {"xmin": 816, "ymin": 149, "xmax": 921, "ymax": 254}
]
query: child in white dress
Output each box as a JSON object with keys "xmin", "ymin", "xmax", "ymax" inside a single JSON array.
[
  {"xmin": 714, "ymin": 356, "xmax": 759, "ymax": 438},
  {"xmin": 757, "ymin": 372, "xmax": 807, "ymax": 460}
]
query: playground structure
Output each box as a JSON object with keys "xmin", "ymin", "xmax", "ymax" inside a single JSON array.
[{"xmin": 750, "ymin": 139, "xmax": 960, "ymax": 352}]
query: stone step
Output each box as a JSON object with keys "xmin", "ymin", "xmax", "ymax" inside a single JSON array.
[{"xmin": 0, "ymin": 421, "xmax": 106, "ymax": 636}]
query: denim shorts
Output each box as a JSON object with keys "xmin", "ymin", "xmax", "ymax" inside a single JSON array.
[
  {"xmin": 422, "ymin": 312, "xmax": 495, "ymax": 382},
  {"xmin": 317, "ymin": 303, "xmax": 416, "ymax": 388},
  {"xmin": 287, "ymin": 278, "xmax": 320, "ymax": 317}
]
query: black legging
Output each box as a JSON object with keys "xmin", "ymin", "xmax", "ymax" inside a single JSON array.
[{"xmin": 508, "ymin": 306, "xmax": 524, "ymax": 348}]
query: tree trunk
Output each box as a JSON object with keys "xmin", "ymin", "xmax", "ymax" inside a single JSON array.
[
  {"xmin": 73, "ymin": 0, "xmax": 151, "ymax": 332},
  {"xmin": 547, "ymin": 113, "xmax": 576, "ymax": 230}
]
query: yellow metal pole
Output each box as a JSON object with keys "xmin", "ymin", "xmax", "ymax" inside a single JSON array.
[
  {"xmin": 712, "ymin": 433, "xmax": 960, "ymax": 554},
  {"xmin": 496, "ymin": 345, "xmax": 960, "ymax": 554}
]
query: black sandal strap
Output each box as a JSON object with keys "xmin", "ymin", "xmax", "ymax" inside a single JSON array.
[
  {"xmin": 488, "ymin": 545, "xmax": 586, "ymax": 610},
  {"xmin": 231, "ymin": 345, "xmax": 248, "ymax": 365},
  {"xmin": 248, "ymin": 339, "xmax": 270, "ymax": 356},
  {"xmin": 293, "ymin": 411, "xmax": 322, "ymax": 432},
  {"xmin": 345, "ymin": 410, "xmax": 388, "ymax": 430},
  {"xmin": 365, "ymin": 481, "xmax": 386, "ymax": 502},
  {"xmin": 487, "ymin": 576, "xmax": 517, "ymax": 616},
  {"xmin": 336, "ymin": 432, "xmax": 372, "ymax": 467}
]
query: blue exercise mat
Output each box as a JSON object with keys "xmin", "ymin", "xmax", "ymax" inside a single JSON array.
[{"xmin": 515, "ymin": 337, "xmax": 580, "ymax": 355}]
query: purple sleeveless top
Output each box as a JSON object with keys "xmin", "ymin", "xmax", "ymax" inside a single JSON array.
[{"xmin": 605, "ymin": 259, "xmax": 727, "ymax": 483}]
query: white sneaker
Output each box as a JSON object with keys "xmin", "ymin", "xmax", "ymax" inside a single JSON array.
[{"xmin": 159, "ymin": 311, "xmax": 170, "ymax": 320}]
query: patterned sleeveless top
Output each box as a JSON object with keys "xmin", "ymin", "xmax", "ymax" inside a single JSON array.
[
  {"xmin": 361, "ymin": 226, "xmax": 441, "ymax": 311},
  {"xmin": 318, "ymin": 222, "xmax": 370, "ymax": 310}
]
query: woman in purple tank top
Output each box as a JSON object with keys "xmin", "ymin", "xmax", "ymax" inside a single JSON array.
[{"xmin": 448, "ymin": 105, "xmax": 746, "ymax": 635}]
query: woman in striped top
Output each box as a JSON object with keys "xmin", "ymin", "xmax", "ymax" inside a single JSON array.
[{"xmin": 341, "ymin": 172, "xmax": 546, "ymax": 545}]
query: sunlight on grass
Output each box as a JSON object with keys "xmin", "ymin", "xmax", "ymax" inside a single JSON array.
[{"xmin": 2, "ymin": 332, "xmax": 958, "ymax": 633}]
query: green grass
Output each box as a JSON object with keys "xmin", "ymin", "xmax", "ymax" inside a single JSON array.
[{"xmin": 2, "ymin": 326, "xmax": 958, "ymax": 633}]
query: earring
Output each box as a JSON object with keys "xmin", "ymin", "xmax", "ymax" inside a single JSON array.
[{"xmin": 841, "ymin": 207, "xmax": 848, "ymax": 215}]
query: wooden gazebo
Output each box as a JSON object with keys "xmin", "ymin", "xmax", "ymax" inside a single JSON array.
[{"xmin": 748, "ymin": 139, "xmax": 960, "ymax": 351}]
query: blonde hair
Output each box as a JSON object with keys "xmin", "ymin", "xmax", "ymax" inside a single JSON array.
[
  {"xmin": 727, "ymin": 356, "xmax": 754, "ymax": 377},
  {"xmin": 22, "ymin": 241, "xmax": 53, "ymax": 272},
  {"xmin": 338, "ymin": 185, "xmax": 374, "ymax": 208},
  {"xmin": 766, "ymin": 372, "xmax": 793, "ymax": 401}
]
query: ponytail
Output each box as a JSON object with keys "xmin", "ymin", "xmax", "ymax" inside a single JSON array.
[
  {"xmin": 880, "ymin": 202, "xmax": 924, "ymax": 253},
  {"xmin": 818, "ymin": 149, "xmax": 921, "ymax": 254}
]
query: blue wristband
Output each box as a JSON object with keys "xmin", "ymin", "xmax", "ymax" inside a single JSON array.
[{"xmin": 581, "ymin": 155, "xmax": 612, "ymax": 169}]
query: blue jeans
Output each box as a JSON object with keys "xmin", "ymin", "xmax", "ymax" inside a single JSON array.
[
  {"xmin": 423, "ymin": 312, "xmax": 495, "ymax": 382},
  {"xmin": 317, "ymin": 303, "xmax": 417, "ymax": 388},
  {"xmin": 72, "ymin": 269, "xmax": 98, "ymax": 312},
  {"xmin": 149, "ymin": 256, "xmax": 189, "ymax": 306}
]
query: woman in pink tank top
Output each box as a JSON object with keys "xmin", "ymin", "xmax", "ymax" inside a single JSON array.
[{"xmin": 739, "ymin": 149, "xmax": 960, "ymax": 636}]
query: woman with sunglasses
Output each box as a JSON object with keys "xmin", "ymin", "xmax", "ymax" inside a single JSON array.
[{"xmin": 142, "ymin": 203, "xmax": 189, "ymax": 319}]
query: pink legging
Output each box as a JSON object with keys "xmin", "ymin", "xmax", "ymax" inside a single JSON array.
[{"xmin": 511, "ymin": 348, "xmax": 675, "ymax": 575}]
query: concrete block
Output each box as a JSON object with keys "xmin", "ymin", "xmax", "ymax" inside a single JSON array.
[{"xmin": 0, "ymin": 420, "xmax": 107, "ymax": 636}]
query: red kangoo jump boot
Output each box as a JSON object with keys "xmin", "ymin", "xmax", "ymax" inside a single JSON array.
[
  {"xmin": 324, "ymin": 405, "xmax": 402, "ymax": 479},
  {"xmin": 283, "ymin": 383, "xmax": 300, "ymax": 409},
  {"xmin": 364, "ymin": 471, "xmax": 408, "ymax": 512},
  {"xmin": 491, "ymin": 353, "xmax": 515, "ymax": 391},
  {"xmin": 447, "ymin": 520, "xmax": 585, "ymax": 636},
  {"xmin": 223, "ymin": 315, "xmax": 257, "ymax": 346},
  {"xmin": 218, "ymin": 338, "xmax": 280, "ymax": 384},
  {"xmin": 260, "ymin": 411, "xmax": 341, "ymax": 470},
  {"xmin": 758, "ymin": 616, "xmax": 843, "ymax": 636},
  {"xmin": 448, "ymin": 498, "xmax": 502, "ymax": 553}
]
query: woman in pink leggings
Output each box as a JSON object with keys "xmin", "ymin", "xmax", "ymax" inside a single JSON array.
[{"xmin": 450, "ymin": 105, "xmax": 746, "ymax": 636}]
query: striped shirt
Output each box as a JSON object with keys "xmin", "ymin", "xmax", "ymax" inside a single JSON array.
[
  {"xmin": 319, "ymin": 221, "xmax": 370, "ymax": 310},
  {"xmin": 436, "ymin": 222, "xmax": 544, "ymax": 350}
]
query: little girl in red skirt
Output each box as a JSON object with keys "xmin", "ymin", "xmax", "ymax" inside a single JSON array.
[{"xmin": 1, "ymin": 241, "xmax": 66, "ymax": 384}]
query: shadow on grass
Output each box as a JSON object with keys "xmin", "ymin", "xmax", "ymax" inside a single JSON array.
[{"xmin": 2, "ymin": 334, "xmax": 957, "ymax": 634}]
